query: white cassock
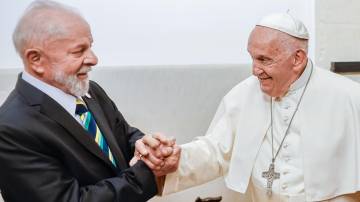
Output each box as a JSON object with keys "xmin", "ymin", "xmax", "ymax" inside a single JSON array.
[{"xmin": 163, "ymin": 60, "xmax": 360, "ymax": 201}]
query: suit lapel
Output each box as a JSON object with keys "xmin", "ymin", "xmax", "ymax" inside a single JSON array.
[
  {"xmin": 40, "ymin": 97, "xmax": 118, "ymax": 169},
  {"xmin": 83, "ymin": 97, "xmax": 127, "ymax": 170}
]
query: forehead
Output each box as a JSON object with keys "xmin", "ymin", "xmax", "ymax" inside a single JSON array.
[
  {"xmin": 43, "ymin": 9, "xmax": 91, "ymax": 35},
  {"xmin": 46, "ymin": 15, "xmax": 92, "ymax": 44},
  {"xmin": 249, "ymin": 26, "xmax": 279, "ymax": 45},
  {"xmin": 61, "ymin": 13, "xmax": 91, "ymax": 35},
  {"xmin": 247, "ymin": 26, "xmax": 284, "ymax": 55}
]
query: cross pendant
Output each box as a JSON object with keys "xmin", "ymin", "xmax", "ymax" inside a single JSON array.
[{"xmin": 262, "ymin": 163, "xmax": 280, "ymax": 196}]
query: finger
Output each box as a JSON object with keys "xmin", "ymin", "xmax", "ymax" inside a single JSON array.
[
  {"xmin": 146, "ymin": 148, "xmax": 165, "ymax": 167},
  {"xmin": 153, "ymin": 170, "xmax": 167, "ymax": 177},
  {"xmin": 160, "ymin": 145, "xmax": 173, "ymax": 157},
  {"xmin": 152, "ymin": 133, "xmax": 169, "ymax": 143},
  {"xmin": 172, "ymin": 144, "xmax": 181, "ymax": 155},
  {"xmin": 161, "ymin": 145, "xmax": 181, "ymax": 173},
  {"xmin": 153, "ymin": 133, "xmax": 176, "ymax": 147},
  {"xmin": 135, "ymin": 140, "xmax": 149, "ymax": 156},
  {"xmin": 141, "ymin": 157, "xmax": 163, "ymax": 170},
  {"xmin": 129, "ymin": 156, "xmax": 138, "ymax": 166},
  {"xmin": 166, "ymin": 136, "xmax": 176, "ymax": 146},
  {"xmin": 142, "ymin": 142, "xmax": 162, "ymax": 159},
  {"xmin": 133, "ymin": 150, "xmax": 141, "ymax": 160},
  {"xmin": 151, "ymin": 146, "xmax": 163, "ymax": 158},
  {"xmin": 143, "ymin": 134, "xmax": 160, "ymax": 148}
]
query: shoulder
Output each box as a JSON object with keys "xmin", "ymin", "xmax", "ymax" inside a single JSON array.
[
  {"xmin": 87, "ymin": 80, "xmax": 120, "ymax": 114},
  {"xmin": 219, "ymin": 76, "xmax": 260, "ymax": 112},
  {"xmin": 0, "ymin": 90, "xmax": 32, "ymax": 124},
  {"xmin": 311, "ymin": 67, "xmax": 360, "ymax": 105},
  {"xmin": 312, "ymin": 67, "xmax": 360, "ymax": 94},
  {"xmin": 88, "ymin": 80, "xmax": 113, "ymax": 104},
  {"xmin": 223, "ymin": 76, "xmax": 259, "ymax": 102},
  {"xmin": 88, "ymin": 80, "xmax": 107, "ymax": 97},
  {"xmin": 0, "ymin": 92, "xmax": 45, "ymax": 149}
]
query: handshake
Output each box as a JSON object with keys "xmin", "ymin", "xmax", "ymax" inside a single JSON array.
[{"xmin": 130, "ymin": 133, "xmax": 181, "ymax": 176}]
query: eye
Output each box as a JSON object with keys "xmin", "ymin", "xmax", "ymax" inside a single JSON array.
[
  {"xmin": 71, "ymin": 49, "xmax": 85, "ymax": 57},
  {"xmin": 73, "ymin": 49, "xmax": 84, "ymax": 54},
  {"xmin": 258, "ymin": 57, "xmax": 273, "ymax": 65}
]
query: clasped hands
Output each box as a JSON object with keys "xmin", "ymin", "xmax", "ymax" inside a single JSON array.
[{"xmin": 130, "ymin": 133, "xmax": 181, "ymax": 176}]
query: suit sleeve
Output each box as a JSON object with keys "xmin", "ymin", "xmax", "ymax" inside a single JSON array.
[{"xmin": 0, "ymin": 125, "xmax": 157, "ymax": 202}]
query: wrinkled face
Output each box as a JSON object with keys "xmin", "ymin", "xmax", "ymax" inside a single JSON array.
[
  {"xmin": 247, "ymin": 26, "xmax": 299, "ymax": 97},
  {"xmin": 40, "ymin": 17, "xmax": 98, "ymax": 97}
]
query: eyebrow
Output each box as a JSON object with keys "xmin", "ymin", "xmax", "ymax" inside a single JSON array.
[
  {"xmin": 70, "ymin": 43, "xmax": 87, "ymax": 51},
  {"xmin": 258, "ymin": 55, "xmax": 270, "ymax": 59}
]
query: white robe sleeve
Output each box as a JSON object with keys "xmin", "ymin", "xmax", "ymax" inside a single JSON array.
[{"xmin": 163, "ymin": 99, "xmax": 238, "ymax": 194}]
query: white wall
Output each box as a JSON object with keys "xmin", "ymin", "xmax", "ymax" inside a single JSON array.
[
  {"xmin": 315, "ymin": 0, "xmax": 360, "ymax": 69},
  {"xmin": 0, "ymin": 0, "xmax": 314, "ymax": 69}
]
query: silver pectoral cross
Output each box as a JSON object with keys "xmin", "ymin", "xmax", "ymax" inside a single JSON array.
[{"xmin": 262, "ymin": 163, "xmax": 280, "ymax": 196}]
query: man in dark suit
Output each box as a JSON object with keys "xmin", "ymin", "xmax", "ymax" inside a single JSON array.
[{"xmin": 0, "ymin": 0, "xmax": 180, "ymax": 201}]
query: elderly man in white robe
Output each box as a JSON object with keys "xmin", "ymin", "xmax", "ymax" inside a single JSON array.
[{"xmin": 134, "ymin": 13, "xmax": 360, "ymax": 201}]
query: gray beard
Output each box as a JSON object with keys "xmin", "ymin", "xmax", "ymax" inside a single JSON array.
[{"xmin": 53, "ymin": 67, "xmax": 90, "ymax": 97}]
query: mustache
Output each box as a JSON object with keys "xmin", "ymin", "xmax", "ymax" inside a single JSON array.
[
  {"xmin": 78, "ymin": 67, "xmax": 92, "ymax": 74},
  {"xmin": 258, "ymin": 73, "xmax": 270, "ymax": 79}
]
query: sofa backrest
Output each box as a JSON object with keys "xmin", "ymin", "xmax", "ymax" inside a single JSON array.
[{"xmin": 92, "ymin": 65, "xmax": 252, "ymax": 144}]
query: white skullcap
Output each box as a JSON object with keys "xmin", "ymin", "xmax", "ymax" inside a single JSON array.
[{"xmin": 256, "ymin": 13, "xmax": 309, "ymax": 39}]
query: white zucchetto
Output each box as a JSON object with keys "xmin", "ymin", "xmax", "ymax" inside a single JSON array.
[{"xmin": 256, "ymin": 13, "xmax": 309, "ymax": 39}]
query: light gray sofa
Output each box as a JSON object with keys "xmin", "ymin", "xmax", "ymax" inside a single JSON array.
[{"xmin": 0, "ymin": 64, "xmax": 254, "ymax": 202}]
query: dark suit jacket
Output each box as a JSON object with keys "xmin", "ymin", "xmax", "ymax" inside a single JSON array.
[{"xmin": 0, "ymin": 76, "xmax": 157, "ymax": 202}]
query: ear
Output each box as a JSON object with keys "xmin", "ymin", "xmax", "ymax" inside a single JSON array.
[
  {"xmin": 24, "ymin": 48, "xmax": 45, "ymax": 74},
  {"xmin": 293, "ymin": 49, "xmax": 307, "ymax": 67}
]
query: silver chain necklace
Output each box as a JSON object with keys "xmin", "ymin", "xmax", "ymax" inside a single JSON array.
[{"xmin": 262, "ymin": 65, "xmax": 313, "ymax": 196}]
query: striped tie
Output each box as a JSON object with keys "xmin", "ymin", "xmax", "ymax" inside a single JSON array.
[{"xmin": 75, "ymin": 99, "xmax": 117, "ymax": 167}]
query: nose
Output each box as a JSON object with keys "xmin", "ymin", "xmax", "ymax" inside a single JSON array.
[
  {"xmin": 84, "ymin": 50, "xmax": 98, "ymax": 66},
  {"xmin": 252, "ymin": 63, "xmax": 263, "ymax": 76}
]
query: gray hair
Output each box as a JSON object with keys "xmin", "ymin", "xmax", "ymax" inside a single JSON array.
[
  {"xmin": 278, "ymin": 32, "xmax": 309, "ymax": 55},
  {"xmin": 12, "ymin": 0, "xmax": 84, "ymax": 58}
]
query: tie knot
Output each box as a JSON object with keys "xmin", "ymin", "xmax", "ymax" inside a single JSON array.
[{"xmin": 75, "ymin": 99, "xmax": 88, "ymax": 115}]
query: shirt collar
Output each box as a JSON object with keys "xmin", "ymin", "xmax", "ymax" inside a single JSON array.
[{"xmin": 22, "ymin": 71, "xmax": 78, "ymax": 117}]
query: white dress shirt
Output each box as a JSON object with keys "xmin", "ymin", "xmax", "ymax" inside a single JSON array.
[{"xmin": 22, "ymin": 71, "xmax": 80, "ymax": 121}]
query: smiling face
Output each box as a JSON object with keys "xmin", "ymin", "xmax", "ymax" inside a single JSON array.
[
  {"xmin": 247, "ymin": 26, "xmax": 304, "ymax": 97},
  {"xmin": 24, "ymin": 11, "xmax": 98, "ymax": 97}
]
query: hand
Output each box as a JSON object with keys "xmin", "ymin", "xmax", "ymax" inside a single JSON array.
[
  {"xmin": 130, "ymin": 133, "xmax": 181, "ymax": 176},
  {"xmin": 130, "ymin": 133, "xmax": 175, "ymax": 168},
  {"xmin": 151, "ymin": 144, "xmax": 181, "ymax": 176},
  {"xmin": 134, "ymin": 143, "xmax": 181, "ymax": 177}
]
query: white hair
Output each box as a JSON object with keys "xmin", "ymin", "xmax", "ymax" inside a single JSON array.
[
  {"xmin": 12, "ymin": 0, "xmax": 84, "ymax": 58},
  {"xmin": 275, "ymin": 30, "xmax": 308, "ymax": 54}
]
